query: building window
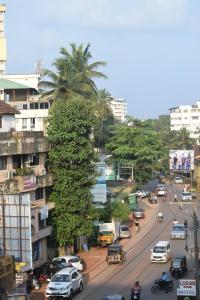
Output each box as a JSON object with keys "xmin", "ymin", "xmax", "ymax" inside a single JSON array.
[
  {"xmin": 192, "ymin": 116, "xmax": 198, "ymax": 120},
  {"xmin": 36, "ymin": 188, "xmax": 43, "ymax": 200},
  {"xmin": 0, "ymin": 156, "xmax": 7, "ymax": 170},
  {"xmin": 22, "ymin": 118, "xmax": 27, "ymax": 129},
  {"xmin": 38, "ymin": 213, "xmax": 46, "ymax": 230},
  {"xmin": 30, "ymin": 153, "xmax": 39, "ymax": 166},
  {"xmin": 30, "ymin": 118, "xmax": 35, "ymax": 128},
  {"xmin": 23, "ymin": 104, "xmax": 27, "ymax": 109},
  {"xmin": 183, "ymin": 110, "xmax": 188, "ymax": 113},
  {"xmin": 0, "ymin": 116, "xmax": 2, "ymax": 128}
]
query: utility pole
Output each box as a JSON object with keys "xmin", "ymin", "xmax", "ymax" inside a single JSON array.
[{"xmin": 193, "ymin": 209, "xmax": 200, "ymax": 299}]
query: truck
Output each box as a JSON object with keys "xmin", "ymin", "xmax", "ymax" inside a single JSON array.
[
  {"xmin": 97, "ymin": 221, "xmax": 121, "ymax": 247},
  {"xmin": 0, "ymin": 256, "xmax": 29, "ymax": 300}
]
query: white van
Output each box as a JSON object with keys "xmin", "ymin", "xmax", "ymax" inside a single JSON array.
[{"xmin": 151, "ymin": 241, "xmax": 171, "ymax": 263}]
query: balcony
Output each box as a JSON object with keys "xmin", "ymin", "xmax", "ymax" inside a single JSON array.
[
  {"xmin": 32, "ymin": 225, "xmax": 52, "ymax": 243},
  {"xmin": 0, "ymin": 173, "xmax": 53, "ymax": 193},
  {"xmin": 0, "ymin": 131, "xmax": 48, "ymax": 155}
]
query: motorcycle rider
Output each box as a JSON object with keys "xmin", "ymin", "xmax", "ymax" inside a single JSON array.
[
  {"xmin": 158, "ymin": 211, "xmax": 163, "ymax": 221},
  {"xmin": 131, "ymin": 281, "xmax": 141, "ymax": 299},
  {"xmin": 161, "ymin": 272, "xmax": 169, "ymax": 292},
  {"xmin": 134, "ymin": 218, "xmax": 140, "ymax": 232}
]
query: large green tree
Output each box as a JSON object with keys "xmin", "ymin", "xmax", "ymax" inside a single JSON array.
[
  {"xmin": 47, "ymin": 97, "xmax": 98, "ymax": 249},
  {"xmin": 39, "ymin": 43, "xmax": 107, "ymax": 101},
  {"xmin": 105, "ymin": 122, "xmax": 162, "ymax": 184}
]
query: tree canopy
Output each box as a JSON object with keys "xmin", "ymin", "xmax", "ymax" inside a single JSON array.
[
  {"xmin": 39, "ymin": 43, "xmax": 107, "ymax": 101},
  {"xmin": 47, "ymin": 97, "xmax": 98, "ymax": 247}
]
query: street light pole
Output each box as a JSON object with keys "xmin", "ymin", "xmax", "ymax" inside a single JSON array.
[{"xmin": 193, "ymin": 209, "xmax": 200, "ymax": 299}]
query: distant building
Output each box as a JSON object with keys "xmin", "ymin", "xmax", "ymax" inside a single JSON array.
[
  {"xmin": 109, "ymin": 98, "xmax": 127, "ymax": 123},
  {"xmin": 0, "ymin": 4, "xmax": 6, "ymax": 74},
  {"xmin": 169, "ymin": 101, "xmax": 200, "ymax": 139}
]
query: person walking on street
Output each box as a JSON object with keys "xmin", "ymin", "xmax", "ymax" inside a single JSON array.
[
  {"xmin": 174, "ymin": 193, "xmax": 177, "ymax": 202},
  {"xmin": 134, "ymin": 218, "xmax": 140, "ymax": 232}
]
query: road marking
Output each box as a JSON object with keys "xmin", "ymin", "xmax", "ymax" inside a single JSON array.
[{"xmin": 169, "ymin": 202, "xmax": 192, "ymax": 205}]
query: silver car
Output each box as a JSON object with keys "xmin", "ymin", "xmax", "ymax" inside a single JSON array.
[
  {"xmin": 133, "ymin": 208, "xmax": 145, "ymax": 219},
  {"xmin": 170, "ymin": 223, "xmax": 186, "ymax": 239},
  {"xmin": 119, "ymin": 225, "xmax": 131, "ymax": 238}
]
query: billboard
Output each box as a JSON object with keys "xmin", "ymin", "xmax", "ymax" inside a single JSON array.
[{"xmin": 169, "ymin": 150, "xmax": 194, "ymax": 172}]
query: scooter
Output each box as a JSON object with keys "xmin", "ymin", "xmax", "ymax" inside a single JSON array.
[
  {"xmin": 130, "ymin": 288, "xmax": 141, "ymax": 300},
  {"xmin": 158, "ymin": 216, "xmax": 163, "ymax": 223},
  {"xmin": 32, "ymin": 275, "xmax": 40, "ymax": 290}
]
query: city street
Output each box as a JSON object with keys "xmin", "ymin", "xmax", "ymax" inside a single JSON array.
[{"xmin": 73, "ymin": 183, "xmax": 197, "ymax": 300}]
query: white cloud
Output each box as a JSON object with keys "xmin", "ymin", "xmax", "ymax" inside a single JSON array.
[{"xmin": 40, "ymin": 0, "xmax": 188, "ymax": 29}]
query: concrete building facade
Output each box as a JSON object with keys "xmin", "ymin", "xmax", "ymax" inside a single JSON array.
[
  {"xmin": 109, "ymin": 98, "xmax": 127, "ymax": 123},
  {"xmin": 169, "ymin": 101, "xmax": 200, "ymax": 139},
  {"xmin": 0, "ymin": 4, "xmax": 6, "ymax": 74}
]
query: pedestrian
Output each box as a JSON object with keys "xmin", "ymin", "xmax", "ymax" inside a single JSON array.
[
  {"xmin": 134, "ymin": 218, "xmax": 140, "ymax": 232},
  {"xmin": 174, "ymin": 193, "xmax": 177, "ymax": 202}
]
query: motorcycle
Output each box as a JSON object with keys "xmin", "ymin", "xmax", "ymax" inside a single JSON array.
[
  {"xmin": 32, "ymin": 275, "xmax": 40, "ymax": 290},
  {"xmin": 130, "ymin": 288, "xmax": 141, "ymax": 300},
  {"xmin": 158, "ymin": 216, "xmax": 163, "ymax": 223},
  {"xmin": 151, "ymin": 279, "xmax": 173, "ymax": 294}
]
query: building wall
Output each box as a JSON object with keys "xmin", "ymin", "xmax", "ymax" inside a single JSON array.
[
  {"xmin": 110, "ymin": 98, "xmax": 127, "ymax": 123},
  {"xmin": 170, "ymin": 101, "xmax": 200, "ymax": 139},
  {"xmin": 3, "ymin": 74, "xmax": 40, "ymax": 90},
  {"xmin": 0, "ymin": 114, "xmax": 15, "ymax": 132},
  {"xmin": 0, "ymin": 4, "xmax": 6, "ymax": 74}
]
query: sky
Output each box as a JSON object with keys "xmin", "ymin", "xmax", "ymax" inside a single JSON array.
[{"xmin": 3, "ymin": 0, "xmax": 200, "ymax": 118}]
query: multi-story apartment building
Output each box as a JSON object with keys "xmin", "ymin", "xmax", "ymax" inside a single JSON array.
[
  {"xmin": 0, "ymin": 87, "xmax": 54, "ymax": 271},
  {"xmin": 169, "ymin": 101, "xmax": 200, "ymax": 139},
  {"xmin": 0, "ymin": 76, "xmax": 50, "ymax": 132},
  {"xmin": 109, "ymin": 98, "xmax": 127, "ymax": 123},
  {"xmin": 0, "ymin": 4, "xmax": 6, "ymax": 74}
]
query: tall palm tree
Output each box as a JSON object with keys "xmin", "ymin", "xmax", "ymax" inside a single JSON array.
[{"xmin": 39, "ymin": 43, "xmax": 107, "ymax": 101}]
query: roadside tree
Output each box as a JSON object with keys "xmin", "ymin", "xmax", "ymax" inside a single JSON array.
[{"xmin": 47, "ymin": 97, "xmax": 98, "ymax": 252}]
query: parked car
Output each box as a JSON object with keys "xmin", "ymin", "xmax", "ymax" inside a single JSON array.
[
  {"xmin": 135, "ymin": 189, "xmax": 147, "ymax": 198},
  {"xmin": 103, "ymin": 295, "xmax": 125, "ymax": 300},
  {"xmin": 173, "ymin": 176, "xmax": 183, "ymax": 184},
  {"xmin": 119, "ymin": 225, "xmax": 131, "ymax": 238},
  {"xmin": 52, "ymin": 256, "xmax": 84, "ymax": 271},
  {"xmin": 45, "ymin": 267, "xmax": 83, "ymax": 299},
  {"xmin": 170, "ymin": 223, "xmax": 186, "ymax": 239},
  {"xmin": 157, "ymin": 184, "xmax": 166, "ymax": 196},
  {"xmin": 151, "ymin": 240, "xmax": 172, "ymax": 263},
  {"xmin": 133, "ymin": 208, "xmax": 145, "ymax": 219},
  {"xmin": 181, "ymin": 192, "xmax": 192, "ymax": 202}
]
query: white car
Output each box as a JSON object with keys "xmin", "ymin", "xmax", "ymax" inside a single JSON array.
[
  {"xmin": 170, "ymin": 223, "xmax": 186, "ymax": 239},
  {"xmin": 157, "ymin": 184, "xmax": 166, "ymax": 196},
  {"xmin": 151, "ymin": 241, "xmax": 172, "ymax": 263},
  {"xmin": 52, "ymin": 256, "xmax": 84, "ymax": 271},
  {"xmin": 174, "ymin": 176, "xmax": 183, "ymax": 184},
  {"xmin": 181, "ymin": 192, "xmax": 192, "ymax": 202},
  {"xmin": 46, "ymin": 267, "xmax": 83, "ymax": 299},
  {"xmin": 135, "ymin": 189, "xmax": 147, "ymax": 198}
]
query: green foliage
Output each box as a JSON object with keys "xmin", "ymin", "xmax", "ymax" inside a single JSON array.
[
  {"xmin": 93, "ymin": 89, "xmax": 115, "ymax": 149},
  {"xmin": 39, "ymin": 43, "xmax": 107, "ymax": 101},
  {"xmin": 47, "ymin": 97, "xmax": 98, "ymax": 246},
  {"xmin": 111, "ymin": 201, "xmax": 131, "ymax": 222},
  {"xmin": 15, "ymin": 168, "xmax": 34, "ymax": 176},
  {"xmin": 105, "ymin": 121, "xmax": 162, "ymax": 184}
]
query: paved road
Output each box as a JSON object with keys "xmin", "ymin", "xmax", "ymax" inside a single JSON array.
[{"xmin": 75, "ymin": 183, "xmax": 197, "ymax": 300}]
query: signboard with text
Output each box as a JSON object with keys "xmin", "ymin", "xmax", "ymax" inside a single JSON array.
[
  {"xmin": 177, "ymin": 279, "xmax": 196, "ymax": 300},
  {"xmin": 169, "ymin": 150, "xmax": 194, "ymax": 172}
]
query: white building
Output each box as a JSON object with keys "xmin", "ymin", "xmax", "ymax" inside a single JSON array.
[
  {"xmin": 0, "ymin": 76, "xmax": 50, "ymax": 132},
  {"xmin": 0, "ymin": 4, "xmax": 6, "ymax": 74},
  {"xmin": 169, "ymin": 101, "xmax": 200, "ymax": 139},
  {"xmin": 109, "ymin": 98, "xmax": 127, "ymax": 123}
]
